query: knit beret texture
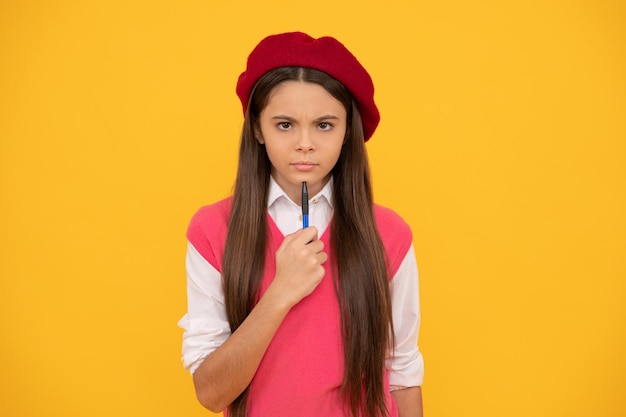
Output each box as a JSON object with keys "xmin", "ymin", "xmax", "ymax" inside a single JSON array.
[{"xmin": 236, "ymin": 32, "xmax": 380, "ymax": 141}]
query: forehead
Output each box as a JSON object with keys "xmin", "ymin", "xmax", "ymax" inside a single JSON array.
[{"xmin": 264, "ymin": 80, "xmax": 345, "ymax": 113}]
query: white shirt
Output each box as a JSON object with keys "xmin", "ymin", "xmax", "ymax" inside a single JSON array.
[{"xmin": 178, "ymin": 178, "xmax": 424, "ymax": 388}]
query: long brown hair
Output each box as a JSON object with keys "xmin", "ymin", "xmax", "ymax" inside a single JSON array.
[{"xmin": 222, "ymin": 67, "xmax": 394, "ymax": 417}]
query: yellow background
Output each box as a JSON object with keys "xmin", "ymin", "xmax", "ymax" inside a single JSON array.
[{"xmin": 1, "ymin": 1, "xmax": 624, "ymax": 416}]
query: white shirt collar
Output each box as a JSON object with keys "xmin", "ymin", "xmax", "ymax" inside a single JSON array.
[{"xmin": 267, "ymin": 176, "xmax": 334, "ymax": 209}]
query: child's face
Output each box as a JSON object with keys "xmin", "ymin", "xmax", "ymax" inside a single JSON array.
[{"xmin": 257, "ymin": 80, "xmax": 347, "ymax": 204}]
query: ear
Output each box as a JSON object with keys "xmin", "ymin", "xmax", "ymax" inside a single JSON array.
[{"xmin": 254, "ymin": 125, "xmax": 264, "ymax": 144}]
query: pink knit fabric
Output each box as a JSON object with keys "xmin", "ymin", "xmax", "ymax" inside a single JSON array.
[{"xmin": 187, "ymin": 198, "xmax": 413, "ymax": 416}]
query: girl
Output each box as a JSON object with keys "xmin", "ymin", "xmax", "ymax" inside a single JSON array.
[{"xmin": 179, "ymin": 32, "xmax": 424, "ymax": 417}]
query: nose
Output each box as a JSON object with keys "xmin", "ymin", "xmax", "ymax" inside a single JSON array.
[{"xmin": 296, "ymin": 128, "xmax": 315, "ymax": 152}]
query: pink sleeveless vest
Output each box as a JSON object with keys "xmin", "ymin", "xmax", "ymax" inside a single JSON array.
[{"xmin": 187, "ymin": 197, "xmax": 413, "ymax": 417}]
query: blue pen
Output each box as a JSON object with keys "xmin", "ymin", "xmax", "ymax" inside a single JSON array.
[{"xmin": 302, "ymin": 182, "xmax": 309, "ymax": 228}]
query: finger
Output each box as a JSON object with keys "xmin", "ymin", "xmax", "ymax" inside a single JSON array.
[
  {"xmin": 281, "ymin": 226, "xmax": 317, "ymax": 243},
  {"xmin": 295, "ymin": 226, "xmax": 319, "ymax": 244},
  {"xmin": 316, "ymin": 251, "xmax": 328, "ymax": 264},
  {"xmin": 277, "ymin": 227, "xmax": 311, "ymax": 251},
  {"xmin": 305, "ymin": 239, "xmax": 324, "ymax": 255}
]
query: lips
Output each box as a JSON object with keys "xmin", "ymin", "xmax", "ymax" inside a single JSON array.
[{"xmin": 292, "ymin": 161, "xmax": 318, "ymax": 171}]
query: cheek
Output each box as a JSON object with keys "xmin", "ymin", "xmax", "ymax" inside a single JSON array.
[
  {"xmin": 323, "ymin": 141, "xmax": 345, "ymax": 167},
  {"xmin": 263, "ymin": 142, "xmax": 289, "ymax": 167}
]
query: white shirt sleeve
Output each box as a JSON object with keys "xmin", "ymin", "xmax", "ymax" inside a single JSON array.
[
  {"xmin": 387, "ymin": 243, "xmax": 425, "ymax": 387},
  {"xmin": 177, "ymin": 242, "xmax": 231, "ymax": 374},
  {"xmin": 178, "ymin": 237, "xmax": 425, "ymax": 385}
]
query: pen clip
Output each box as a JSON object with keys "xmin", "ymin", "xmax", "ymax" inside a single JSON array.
[{"xmin": 302, "ymin": 182, "xmax": 309, "ymax": 228}]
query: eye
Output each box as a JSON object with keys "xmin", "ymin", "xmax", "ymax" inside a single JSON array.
[
  {"xmin": 318, "ymin": 122, "xmax": 333, "ymax": 131},
  {"xmin": 276, "ymin": 122, "xmax": 292, "ymax": 131}
]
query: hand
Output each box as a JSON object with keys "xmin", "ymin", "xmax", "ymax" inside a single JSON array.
[{"xmin": 268, "ymin": 226, "xmax": 327, "ymax": 309}]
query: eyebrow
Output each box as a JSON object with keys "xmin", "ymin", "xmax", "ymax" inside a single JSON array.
[{"xmin": 270, "ymin": 114, "xmax": 341, "ymax": 122}]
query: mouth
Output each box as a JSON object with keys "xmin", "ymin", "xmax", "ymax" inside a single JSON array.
[{"xmin": 292, "ymin": 161, "xmax": 318, "ymax": 171}]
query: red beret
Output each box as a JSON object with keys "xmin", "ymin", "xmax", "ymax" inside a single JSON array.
[{"xmin": 236, "ymin": 32, "xmax": 380, "ymax": 141}]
